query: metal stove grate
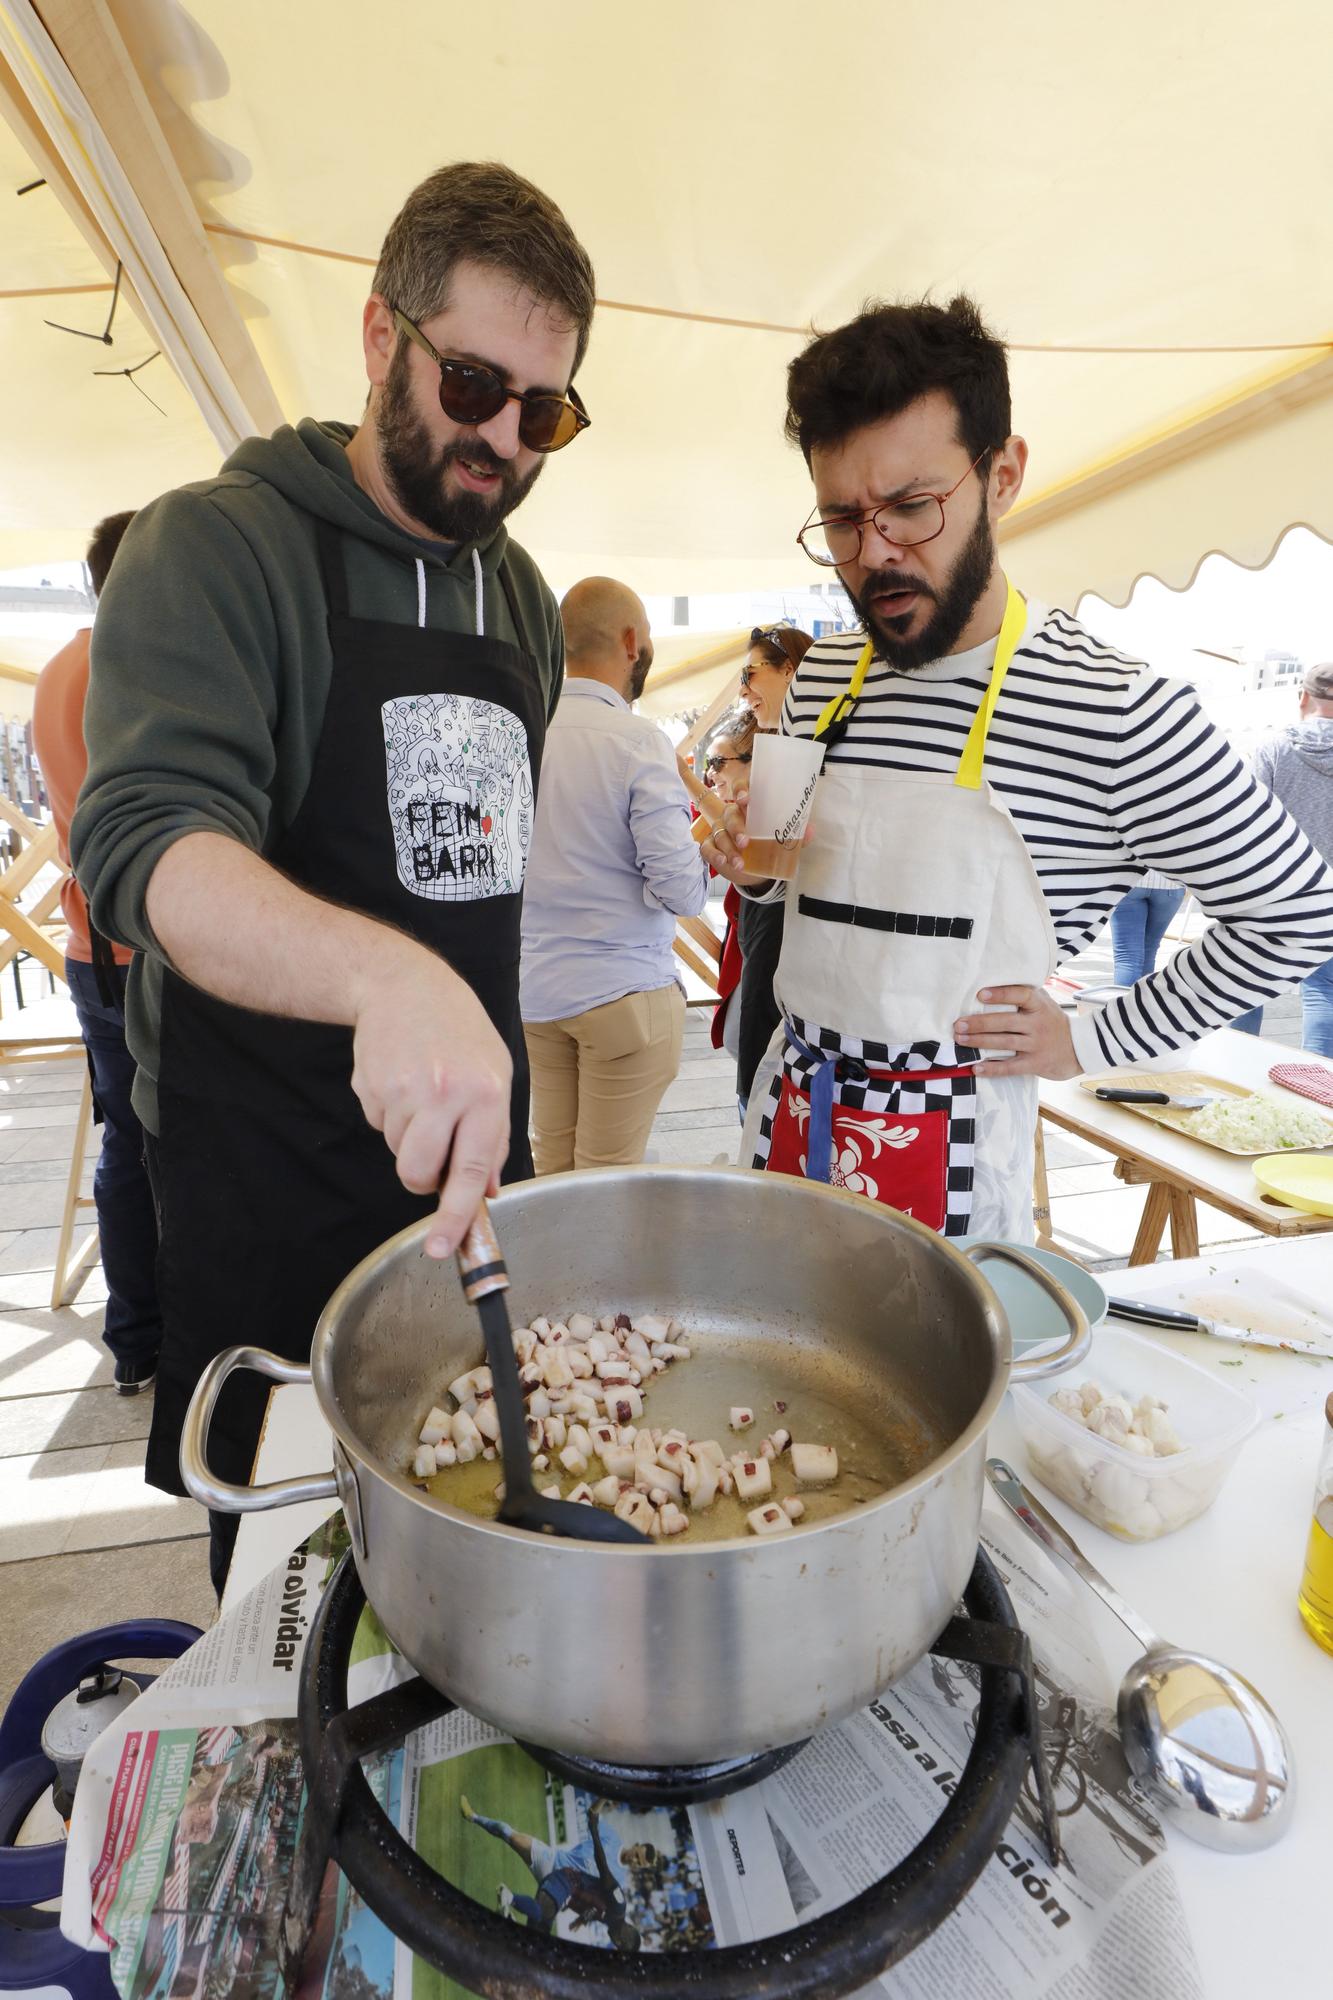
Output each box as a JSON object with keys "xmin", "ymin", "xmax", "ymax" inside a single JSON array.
[{"xmin": 280, "ymin": 1551, "xmax": 1057, "ymax": 1999}]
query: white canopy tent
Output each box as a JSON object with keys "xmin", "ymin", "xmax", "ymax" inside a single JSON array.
[{"xmin": 3, "ymin": 0, "xmax": 1332, "ymax": 638}]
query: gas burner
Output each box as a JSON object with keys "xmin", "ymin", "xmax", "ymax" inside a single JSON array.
[
  {"xmin": 516, "ymin": 1738, "xmax": 810, "ymax": 1808},
  {"xmin": 281, "ymin": 1553, "xmax": 1057, "ymax": 1998}
]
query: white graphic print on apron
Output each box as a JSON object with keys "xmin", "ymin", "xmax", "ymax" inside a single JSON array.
[
  {"xmin": 748, "ymin": 579, "xmax": 1057, "ymax": 1241},
  {"xmin": 383, "ymin": 690, "xmax": 533, "ymax": 901}
]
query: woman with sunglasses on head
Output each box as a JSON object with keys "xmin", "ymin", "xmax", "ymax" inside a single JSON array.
[{"xmin": 741, "ymin": 624, "xmax": 815, "ymax": 732}]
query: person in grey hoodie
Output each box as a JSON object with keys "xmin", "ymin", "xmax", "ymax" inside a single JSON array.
[
  {"xmin": 1243, "ymin": 663, "xmax": 1333, "ymax": 1056},
  {"xmin": 71, "ymin": 162, "xmax": 595, "ymax": 1591}
]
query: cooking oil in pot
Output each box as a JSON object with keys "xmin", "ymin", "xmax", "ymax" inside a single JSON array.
[{"xmin": 422, "ymin": 1331, "xmax": 943, "ymax": 1541}]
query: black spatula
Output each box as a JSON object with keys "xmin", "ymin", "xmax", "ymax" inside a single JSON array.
[{"xmin": 455, "ymin": 1202, "xmax": 650, "ymax": 1544}]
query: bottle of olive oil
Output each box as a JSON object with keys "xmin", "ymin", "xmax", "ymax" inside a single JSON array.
[{"xmin": 1297, "ymin": 1392, "xmax": 1333, "ymax": 1656}]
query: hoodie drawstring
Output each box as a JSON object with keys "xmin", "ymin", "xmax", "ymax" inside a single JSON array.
[{"xmin": 413, "ymin": 551, "xmax": 484, "ymax": 636}]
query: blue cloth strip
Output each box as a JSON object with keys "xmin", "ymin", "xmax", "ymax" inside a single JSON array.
[{"xmin": 783, "ymin": 1021, "xmax": 836, "ymax": 1183}]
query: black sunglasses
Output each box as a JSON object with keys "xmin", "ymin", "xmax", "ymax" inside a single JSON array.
[
  {"xmin": 706, "ymin": 751, "xmax": 752, "ymax": 772},
  {"xmin": 392, "ymin": 308, "xmax": 591, "ymax": 453},
  {"xmin": 744, "ymin": 626, "xmax": 802, "ymax": 684}
]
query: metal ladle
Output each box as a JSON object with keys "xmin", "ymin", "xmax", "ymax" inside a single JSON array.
[{"xmin": 986, "ymin": 1459, "xmax": 1294, "ymax": 1851}]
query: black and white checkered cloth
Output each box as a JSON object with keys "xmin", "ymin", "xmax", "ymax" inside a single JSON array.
[{"xmin": 751, "ymin": 1013, "xmax": 980, "ymax": 1236}]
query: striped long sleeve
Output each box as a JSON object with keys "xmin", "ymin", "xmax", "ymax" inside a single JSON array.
[{"xmin": 781, "ymin": 605, "xmax": 1333, "ymax": 1070}]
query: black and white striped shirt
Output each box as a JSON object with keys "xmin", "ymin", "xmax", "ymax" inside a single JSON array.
[{"xmin": 780, "ymin": 604, "xmax": 1333, "ymax": 1071}]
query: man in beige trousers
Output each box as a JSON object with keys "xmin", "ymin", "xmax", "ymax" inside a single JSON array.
[{"xmin": 520, "ymin": 577, "xmax": 710, "ymax": 1170}]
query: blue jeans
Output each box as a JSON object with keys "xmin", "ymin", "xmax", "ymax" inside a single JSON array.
[
  {"xmin": 65, "ymin": 958, "xmax": 161, "ymax": 1368},
  {"xmin": 1300, "ymin": 955, "xmax": 1333, "ymax": 1059},
  {"xmin": 1219, "ymin": 958, "xmax": 1333, "ymax": 1045},
  {"xmin": 1110, "ymin": 886, "xmax": 1184, "ymax": 986}
]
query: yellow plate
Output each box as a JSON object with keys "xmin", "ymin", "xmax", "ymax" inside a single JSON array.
[{"xmin": 1253, "ymin": 1153, "xmax": 1333, "ymax": 1217}]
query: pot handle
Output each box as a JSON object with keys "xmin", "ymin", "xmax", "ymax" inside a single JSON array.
[
  {"xmin": 180, "ymin": 1344, "xmax": 338, "ymax": 1513},
  {"xmin": 962, "ymin": 1243, "xmax": 1092, "ymax": 1381}
]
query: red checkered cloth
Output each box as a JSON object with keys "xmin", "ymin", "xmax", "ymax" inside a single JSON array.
[{"xmin": 1270, "ymin": 1062, "xmax": 1333, "ymax": 1108}]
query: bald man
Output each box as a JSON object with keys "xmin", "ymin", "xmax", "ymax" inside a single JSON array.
[{"xmin": 520, "ymin": 578, "xmax": 710, "ymax": 1170}]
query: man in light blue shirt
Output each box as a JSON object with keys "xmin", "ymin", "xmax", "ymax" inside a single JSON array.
[{"xmin": 521, "ymin": 577, "xmax": 710, "ymax": 1170}]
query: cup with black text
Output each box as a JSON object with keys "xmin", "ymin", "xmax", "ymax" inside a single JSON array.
[{"xmin": 744, "ymin": 734, "xmax": 825, "ymax": 879}]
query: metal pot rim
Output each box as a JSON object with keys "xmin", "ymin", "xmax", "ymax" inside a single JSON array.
[
  {"xmin": 309, "ymin": 1166, "xmax": 1014, "ymax": 1551},
  {"xmin": 313, "ymin": 1168, "xmax": 1013, "ymax": 1546}
]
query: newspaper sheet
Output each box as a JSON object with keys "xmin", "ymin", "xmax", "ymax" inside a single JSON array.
[{"xmin": 62, "ymin": 1503, "xmax": 1203, "ymax": 2000}]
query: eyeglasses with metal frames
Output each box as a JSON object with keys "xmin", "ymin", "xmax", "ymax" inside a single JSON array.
[{"xmin": 797, "ymin": 446, "xmax": 997, "ymax": 567}]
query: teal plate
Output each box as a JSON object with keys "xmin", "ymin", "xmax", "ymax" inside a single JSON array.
[{"xmin": 958, "ymin": 1240, "xmax": 1107, "ymax": 1356}]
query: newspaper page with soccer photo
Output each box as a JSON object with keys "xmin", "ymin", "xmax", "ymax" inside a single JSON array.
[{"xmin": 62, "ymin": 1505, "xmax": 1203, "ymax": 2000}]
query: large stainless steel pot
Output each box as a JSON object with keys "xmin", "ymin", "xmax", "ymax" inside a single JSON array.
[{"xmin": 181, "ymin": 1167, "xmax": 1086, "ymax": 1765}]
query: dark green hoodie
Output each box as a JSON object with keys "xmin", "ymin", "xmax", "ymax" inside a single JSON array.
[{"xmin": 71, "ymin": 417, "xmax": 564, "ymax": 1132}]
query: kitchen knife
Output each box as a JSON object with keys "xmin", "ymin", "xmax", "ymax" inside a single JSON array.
[
  {"xmin": 1108, "ymin": 1295, "xmax": 1331, "ymax": 1358},
  {"xmin": 1094, "ymin": 1087, "xmax": 1213, "ymax": 1109}
]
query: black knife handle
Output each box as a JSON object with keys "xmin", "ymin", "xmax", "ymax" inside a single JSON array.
[
  {"xmin": 1095, "ymin": 1087, "xmax": 1169, "ymax": 1105},
  {"xmin": 1107, "ymin": 1296, "xmax": 1200, "ymax": 1331}
]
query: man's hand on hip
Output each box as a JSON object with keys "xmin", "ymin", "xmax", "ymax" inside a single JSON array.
[
  {"xmin": 953, "ymin": 985, "xmax": 1082, "ymax": 1080},
  {"xmin": 351, "ymin": 952, "xmax": 512, "ymax": 1258}
]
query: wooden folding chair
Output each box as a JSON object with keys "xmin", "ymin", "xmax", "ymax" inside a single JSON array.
[
  {"xmin": 0, "ymin": 815, "xmax": 66, "ymax": 988},
  {"xmin": 0, "ymin": 992, "xmax": 100, "ymax": 1303},
  {"xmin": 2, "ymin": 794, "xmax": 106, "ymax": 1300},
  {"xmin": 674, "ymin": 911, "xmax": 724, "ymax": 1002}
]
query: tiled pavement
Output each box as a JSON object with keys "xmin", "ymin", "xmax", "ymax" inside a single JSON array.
[{"xmin": 0, "ymin": 931, "xmax": 1304, "ymax": 1706}]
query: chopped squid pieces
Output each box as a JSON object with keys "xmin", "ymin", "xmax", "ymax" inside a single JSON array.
[
  {"xmin": 410, "ymin": 1305, "xmax": 853, "ymax": 1539},
  {"xmin": 732, "ymin": 1456, "xmax": 772, "ymax": 1503},
  {"xmin": 790, "ymin": 1443, "xmax": 839, "ymax": 1485},
  {"xmin": 1048, "ymin": 1381, "xmax": 1183, "ymax": 1457}
]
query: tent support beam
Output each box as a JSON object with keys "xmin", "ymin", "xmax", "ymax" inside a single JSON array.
[
  {"xmin": 28, "ymin": 0, "xmax": 282, "ymax": 436},
  {"xmin": 0, "ymin": 50, "xmax": 128, "ymax": 297}
]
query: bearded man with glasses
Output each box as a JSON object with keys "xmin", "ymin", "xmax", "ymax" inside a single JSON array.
[
  {"xmin": 704, "ymin": 295, "xmax": 1333, "ymax": 1240},
  {"xmin": 72, "ymin": 162, "xmax": 594, "ymax": 1593}
]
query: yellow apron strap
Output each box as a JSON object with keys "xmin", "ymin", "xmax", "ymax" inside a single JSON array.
[
  {"xmin": 810, "ymin": 576, "xmax": 1026, "ymax": 773},
  {"xmin": 954, "ymin": 578, "xmax": 1026, "ymax": 791},
  {"xmin": 813, "ymin": 638, "xmax": 874, "ymax": 742}
]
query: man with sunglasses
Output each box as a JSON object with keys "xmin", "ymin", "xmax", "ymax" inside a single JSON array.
[
  {"xmin": 704, "ymin": 295, "xmax": 1333, "ymax": 1240},
  {"xmin": 72, "ymin": 162, "xmax": 595, "ymax": 1590}
]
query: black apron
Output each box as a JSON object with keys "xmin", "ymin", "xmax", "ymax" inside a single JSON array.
[{"xmin": 146, "ymin": 522, "xmax": 545, "ymax": 1497}]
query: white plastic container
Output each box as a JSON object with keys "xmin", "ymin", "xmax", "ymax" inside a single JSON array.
[{"xmin": 1010, "ymin": 1324, "xmax": 1259, "ymax": 1541}]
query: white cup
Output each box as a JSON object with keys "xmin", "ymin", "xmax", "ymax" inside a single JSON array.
[{"xmin": 745, "ymin": 734, "xmax": 826, "ymax": 879}]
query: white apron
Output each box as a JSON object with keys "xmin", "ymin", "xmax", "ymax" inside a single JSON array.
[{"xmin": 745, "ymin": 582, "xmax": 1057, "ymax": 1240}]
